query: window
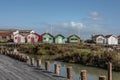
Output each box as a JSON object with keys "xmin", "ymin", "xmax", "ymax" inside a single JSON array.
[
  {"xmin": 15, "ymin": 37, "xmax": 17, "ymax": 39},
  {"xmin": 71, "ymin": 38, "xmax": 77, "ymax": 40},
  {"xmin": 44, "ymin": 38, "xmax": 46, "ymax": 40},
  {"xmin": 98, "ymin": 38, "xmax": 102, "ymax": 41},
  {"xmin": 2, "ymin": 36, "xmax": 6, "ymax": 39},
  {"xmin": 28, "ymin": 36, "xmax": 30, "ymax": 39}
]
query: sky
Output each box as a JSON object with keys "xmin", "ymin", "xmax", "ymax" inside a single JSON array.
[{"xmin": 0, "ymin": 0, "xmax": 120, "ymax": 39}]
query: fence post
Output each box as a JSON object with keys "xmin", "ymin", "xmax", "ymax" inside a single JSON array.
[
  {"xmin": 54, "ymin": 64, "xmax": 60, "ymax": 75},
  {"xmin": 37, "ymin": 59, "xmax": 42, "ymax": 69},
  {"xmin": 67, "ymin": 67, "xmax": 72, "ymax": 80},
  {"xmin": 0, "ymin": 49, "xmax": 2, "ymax": 54},
  {"xmin": 80, "ymin": 70, "xmax": 87, "ymax": 80},
  {"xmin": 19, "ymin": 54, "xmax": 22, "ymax": 61},
  {"xmin": 99, "ymin": 76, "xmax": 106, "ymax": 80},
  {"xmin": 45, "ymin": 61, "xmax": 50, "ymax": 71},
  {"xmin": 25, "ymin": 56, "xmax": 29, "ymax": 62},
  {"xmin": 108, "ymin": 62, "xmax": 112, "ymax": 80},
  {"xmin": 31, "ymin": 58, "xmax": 34, "ymax": 66}
]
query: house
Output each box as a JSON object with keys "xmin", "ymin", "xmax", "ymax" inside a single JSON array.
[
  {"xmin": 42, "ymin": 33, "xmax": 54, "ymax": 43},
  {"xmin": 67, "ymin": 34, "xmax": 80, "ymax": 43},
  {"xmin": 38, "ymin": 35, "xmax": 43, "ymax": 43},
  {"xmin": 13, "ymin": 33, "xmax": 25, "ymax": 43},
  {"xmin": 55, "ymin": 34, "xmax": 66, "ymax": 44},
  {"xmin": 0, "ymin": 32, "xmax": 13, "ymax": 42},
  {"xmin": 92, "ymin": 34, "xmax": 106, "ymax": 44},
  {"xmin": 27, "ymin": 31, "xmax": 39, "ymax": 43},
  {"xmin": 0, "ymin": 28, "xmax": 17, "ymax": 42},
  {"xmin": 19, "ymin": 30, "xmax": 32, "ymax": 36},
  {"xmin": 105, "ymin": 35, "xmax": 118, "ymax": 45},
  {"xmin": 118, "ymin": 36, "xmax": 120, "ymax": 44},
  {"xmin": 13, "ymin": 30, "xmax": 34, "ymax": 43}
]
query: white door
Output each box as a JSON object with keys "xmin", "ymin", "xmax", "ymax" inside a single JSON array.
[
  {"xmin": 46, "ymin": 38, "xmax": 49, "ymax": 43},
  {"xmin": 58, "ymin": 38, "xmax": 62, "ymax": 44}
]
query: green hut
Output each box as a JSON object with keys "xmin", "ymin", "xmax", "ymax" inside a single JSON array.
[
  {"xmin": 67, "ymin": 34, "xmax": 80, "ymax": 43},
  {"xmin": 55, "ymin": 34, "xmax": 66, "ymax": 44},
  {"xmin": 42, "ymin": 33, "xmax": 54, "ymax": 43}
]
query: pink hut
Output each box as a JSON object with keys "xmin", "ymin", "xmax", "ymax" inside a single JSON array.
[{"xmin": 27, "ymin": 31, "xmax": 40, "ymax": 43}]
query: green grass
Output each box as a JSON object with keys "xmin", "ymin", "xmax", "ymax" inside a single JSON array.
[{"xmin": 17, "ymin": 43, "xmax": 120, "ymax": 71}]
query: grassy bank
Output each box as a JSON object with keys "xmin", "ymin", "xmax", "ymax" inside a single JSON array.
[{"xmin": 18, "ymin": 43, "xmax": 120, "ymax": 71}]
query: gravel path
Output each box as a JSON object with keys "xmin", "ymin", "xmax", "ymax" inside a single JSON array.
[{"xmin": 0, "ymin": 55, "xmax": 60, "ymax": 80}]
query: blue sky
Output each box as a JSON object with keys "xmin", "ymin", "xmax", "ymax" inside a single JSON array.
[{"xmin": 0, "ymin": 0, "xmax": 120, "ymax": 39}]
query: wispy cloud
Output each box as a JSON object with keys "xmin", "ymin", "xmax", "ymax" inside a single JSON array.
[
  {"xmin": 53, "ymin": 22, "xmax": 85, "ymax": 29},
  {"xmin": 87, "ymin": 11, "xmax": 105, "ymax": 20},
  {"xmin": 42, "ymin": 21, "xmax": 108, "ymax": 39}
]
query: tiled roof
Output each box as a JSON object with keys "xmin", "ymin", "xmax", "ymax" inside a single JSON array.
[
  {"xmin": 92, "ymin": 34, "xmax": 104, "ymax": 38},
  {"xmin": 67, "ymin": 34, "xmax": 80, "ymax": 39},
  {"xmin": 34, "ymin": 33, "xmax": 40, "ymax": 36},
  {"xmin": 19, "ymin": 30, "xmax": 32, "ymax": 33},
  {"xmin": 55, "ymin": 34, "xmax": 65, "ymax": 38},
  {"xmin": 118, "ymin": 35, "xmax": 120, "ymax": 39},
  {"xmin": 19, "ymin": 30, "xmax": 32, "ymax": 35},
  {"xmin": 27, "ymin": 33, "xmax": 40, "ymax": 37},
  {"xmin": 105, "ymin": 35, "xmax": 112, "ymax": 38},
  {"xmin": 41, "ymin": 33, "xmax": 54, "ymax": 37},
  {"xmin": 0, "ymin": 28, "xmax": 17, "ymax": 32},
  {"xmin": 0, "ymin": 32, "xmax": 12, "ymax": 36},
  {"xmin": 14, "ymin": 33, "xmax": 25, "ymax": 36},
  {"xmin": 17, "ymin": 30, "xmax": 30, "ymax": 35},
  {"xmin": 105, "ymin": 35, "xmax": 118, "ymax": 39}
]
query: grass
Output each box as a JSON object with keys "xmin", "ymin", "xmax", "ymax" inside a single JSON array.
[{"xmin": 17, "ymin": 43, "xmax": 120, "ymax": 71}]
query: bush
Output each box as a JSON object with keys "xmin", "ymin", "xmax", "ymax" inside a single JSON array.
[{"xmin": 17, "ymin": 43, "xmax": 120, "ymax": 71}]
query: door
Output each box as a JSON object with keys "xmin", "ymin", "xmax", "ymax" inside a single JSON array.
[
  {"xmin": 46, "ymin": 38, "xmax": 49, "ymax": 43},
  {"xmin": 31, "ymin": 37, "xmax": 34, "ymax": 43},
  {"xmin": 18, "ymin": 37, "xmax": 21, "ymax": 43},
  {"xmin": 58, "ymin": 38, "xmax": 62, "ymax": 44}
]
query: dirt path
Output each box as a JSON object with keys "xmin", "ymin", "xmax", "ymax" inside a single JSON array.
[{"xmin": 0, "ymin": 54, "xmax": 66, "ymax": 80}]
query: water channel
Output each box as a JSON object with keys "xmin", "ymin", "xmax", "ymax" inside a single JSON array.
[{"xmin": 28, "ymin": 55, "xmax": 120, "ymax": 80}]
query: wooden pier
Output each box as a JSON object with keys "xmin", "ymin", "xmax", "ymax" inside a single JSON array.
[
  {"xmin": 0, "ymin": 47, "xmax": 113, "ymax": 80},
  {"xmin": 0, "ymin": 49, "xmax": 67, "ymax": 80}
]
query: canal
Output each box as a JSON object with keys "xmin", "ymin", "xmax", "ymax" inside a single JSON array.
[{"xmin": 28, "ymin": 55, "xmax": 120, "ymax": 80}]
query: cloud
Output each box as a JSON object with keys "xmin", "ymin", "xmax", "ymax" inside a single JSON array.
[
  {"xmin": 54, "ymin": 22, "xmax": 85, "ymax": 29},
  {"xmin": 87, "ymin": 11, "xmax": 104, "ymax": 20},
  {"xmin": 42, "ymin": 21, "xmax": 108, "ymax": 39}
]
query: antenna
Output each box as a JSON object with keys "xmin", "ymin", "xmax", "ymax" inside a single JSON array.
[
  {"xmin": 51, "ymin": 24, "xmax": 53, "ymax": 34},
  {"xmin": 78, "ymin": 28, "xmax": 80, "ymax": 37}
]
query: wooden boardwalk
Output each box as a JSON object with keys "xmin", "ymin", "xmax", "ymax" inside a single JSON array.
[{"xmin": 0, "ymin": 54, "xmax": 67, "ymax": 80}]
